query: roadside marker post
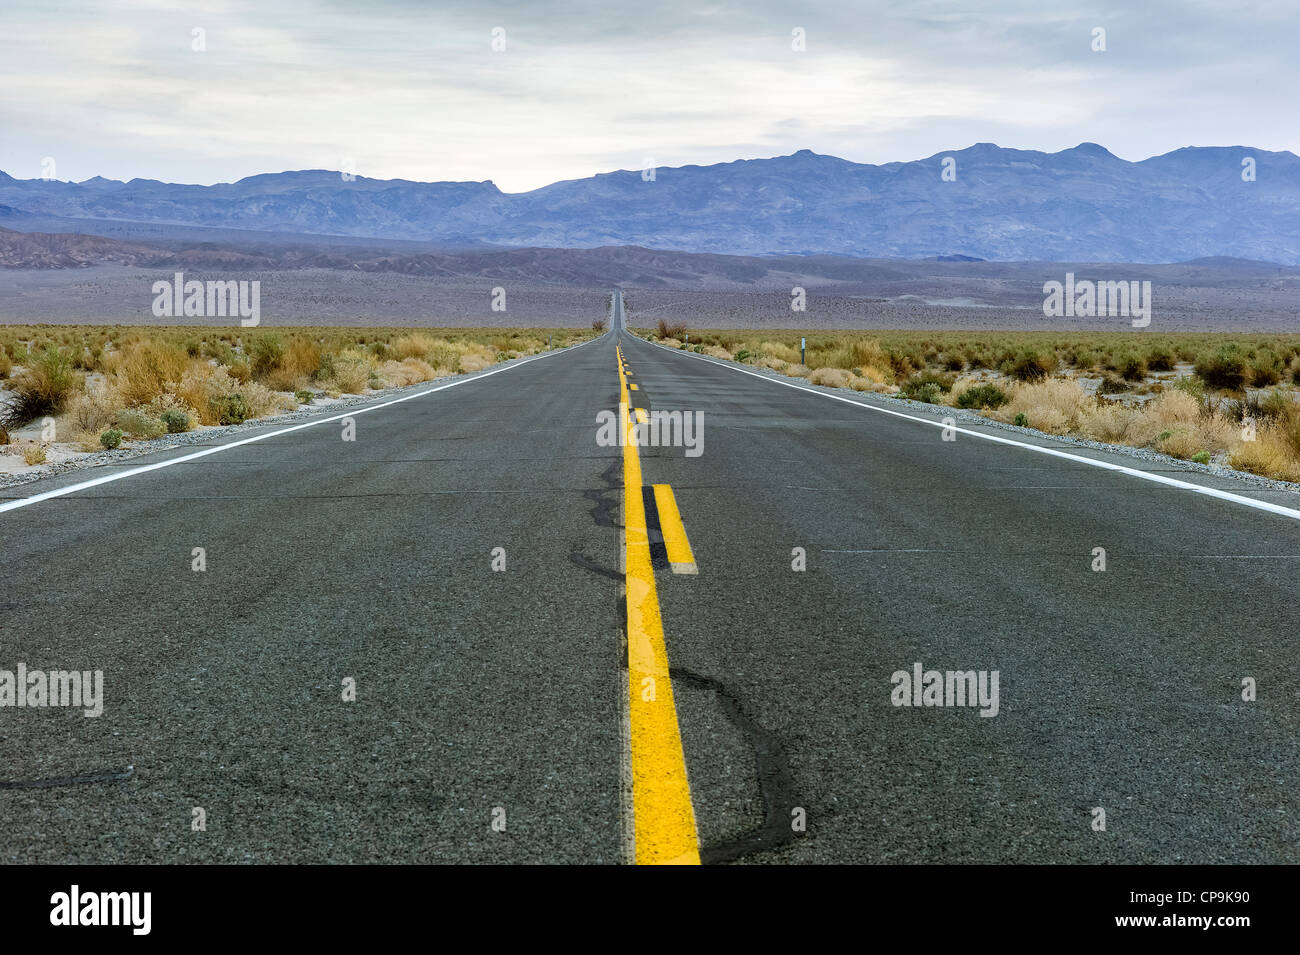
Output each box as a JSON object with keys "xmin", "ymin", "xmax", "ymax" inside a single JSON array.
[{"xmin": 801, "ymin": 337, "xmax": 806, "ymax": 364}]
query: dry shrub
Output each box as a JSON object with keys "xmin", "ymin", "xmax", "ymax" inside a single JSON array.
[
  {"xmin": 703, "ymin": 345, "xmax": 733, "ymax": 360},
  {"xmin": 1157, "ymin": 429, "xmax": 1207, "ymax": 460},
  {"xmin": 810, "ymin": 367, "xmax": 853, "ymax": 388},
  {"xmin": 377, "ymin": 358, "xmax": 436, "ymax": 387},
  {"xmin": 241, "ymin": 381, "xmax": 295, "ymax": 418},
  {"xmin": 1125, "ymin": 390, "xmax": 1200, "ymax": 444},
  {"xmin": 115, "ymin": 408, "xmax": 165, "ymax": 439},
  {"xmin": 1229, "ymin": 404, "xmax": 1300, "ymax": 481},
  {"xmin": 392, "ymin": 334, "xmax": 436, "ymax": 362},
  {"xmin": 946, "ymin": 376, "xmax": 985, "ymax": 405},
  {"xmin": 659, "ymin": 338, "xmax": 682, "ymax": 349},
  {"xmin": 72, "ymin": 430, "xmax": 103, "ymax": 452},
  {"xmin": 850, "ymin": 339, "xmax": 889, "ymax": 371},
  {"xmin": 425, "ymin": 340, "xmax": 461, "ymax": 371},
  {"xmin": 995, "ymin": 379, "xmax": 1092, "ymax": 433},
  {"xmin": 760, "ymin": 341, "xmax": 800, "ymax": 364},
  {"xmin": 1230, "ymin": 430, "xmax": 1300, "ymax": 482},
  {"xmin": 111, "ymin": 341, "xmax": 189, "ymax": 406},
  {"xmin": 1078, "ymin": 402, "xmax": 1139, "ymax": 443},
  {"xmin": 4, "ymin": 346, "xmax": 82, "ymax": 425},
  {"xmin": 262, "ymin": 337, "xmax": 321, "ymax": 391},
  {"xmin": 849, "ymin": 374, "xmax": 889, "ymax": 393},
  {"xmin": 324, "ymin": 350, "xmax": 377, "ymax": 393},
  {"xmin": 856, "ymin": 363, "xmax": 890, "ymax": 385},
  {"xmin": 264, "ymin": 366, "xmax": 304, "ymax": 392},
  {"xmin": 173, "ymin": 364, "xmax": 240, "ymax": 425},
  {"xmin": 509, "ymin": 336, "xmax": 543, "ymax": 354},
  {"xmin": 65, "ymin": 389, "xmax": 119, "ymax": 435},
  {"xmin": 1031, "ymin": 407, "xmax": 1072, "ymax": 434},
  {"xmin": 1126, "ymin": 390, "xmax": 1236, "ymax": 454},
  {"xmin": 459, "ymin": 353, "xmax": 492, "ymax": 373},
  {"xmin": 144, "ymin": 394, "xmax": 199, "ymax": 431}
]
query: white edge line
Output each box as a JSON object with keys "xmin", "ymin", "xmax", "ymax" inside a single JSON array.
[
  {"xmin": 0, "ymin": 334, "xmax": 602, "ymax": 515},
  {"xmin": 632, "ymin": 335, "xmax": 1300, "ymax": 524}
]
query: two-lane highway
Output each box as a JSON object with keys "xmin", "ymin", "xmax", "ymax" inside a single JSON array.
[{"xmin": 1, "ymin": 291, "xmax": 1296, "ymax": 863}]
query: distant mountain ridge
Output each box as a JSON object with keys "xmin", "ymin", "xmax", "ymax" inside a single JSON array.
[{"xmin": 1, "ymin": 143, "xmax": 1298, "ymax": 263}]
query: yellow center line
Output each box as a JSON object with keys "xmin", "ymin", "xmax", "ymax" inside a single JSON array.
[
  {"xmin": 651, "ymin": 484, "xmax": 699, "ymax": 575},
  {"xmin": 619, "ymin": 353, "xmax": 700, "ymax": 865}
]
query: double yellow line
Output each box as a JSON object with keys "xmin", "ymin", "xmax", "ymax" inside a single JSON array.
[{"xmin": 618, "ymin": 346, "xmax": 700, "ymax": 865}]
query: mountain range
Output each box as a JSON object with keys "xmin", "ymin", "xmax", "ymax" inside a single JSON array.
[{"xmin": 2, "ymin": 143, "xmax": 1298, "ymax": 264}]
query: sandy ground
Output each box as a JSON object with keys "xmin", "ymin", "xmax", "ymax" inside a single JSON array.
[
  {"xmin": 1, "ymin": 263, "xmax": 1297, "ymax": 330},
  {"xmin": 623, "ymin": 289, "xmax": 1300, "ymax": 332},
  {"xmin": 0, "ymin": 268, "xmax": 608, "ymax": 326}
]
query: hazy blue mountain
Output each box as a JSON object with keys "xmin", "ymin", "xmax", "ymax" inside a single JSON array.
[{"xmin": 1, "ymin": 144, "xmax": 1297, "ymax": 263}]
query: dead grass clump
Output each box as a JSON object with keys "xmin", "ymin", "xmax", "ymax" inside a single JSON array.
[
  {"xmin": 809, "ymin": 367, "xmax": 853, "ymax": 388},
  {"xmin": 1230, "ymin": 427, "xmax": 1300, "ymax": 482},
  {"xmin": 1229, "ymin": 403, "xmax": 1300, "ymax": 481},
  {"xmin": 849, "ymin": 374, "xmax": 889, "ymax": 393},
  {"xmin": 377, "ymin": 358, "xmax": 437, "ymax": 387},
  {"xmin": 241, "ymin": 381, "xmax": 295, "ymax": 418},
  {"xmin": 946, "ymin": 376, "xmax": 985, "ymax": 406},
  {"xmin": 115, "ymin": 408, "xmax": 166, "ymax": 439},
  {"xmin": 760, "ymin": 341, "xmax": 800, "ymax": 364},
  {"xmin": 173, "ymin": 364, "xmax": 241, "ymax": 425},
  {"xmin": 65, "ymin": 389, "xmax": 119, "ymax": 435},
  {"xmin": 3, "ymin": 346, "xmax": 82, "ymax": 425},
  {"xmin": 1078, "ymin": 402, "xmax": 1139, "ymax": 443},
  {"xmin": 850, "ymin": 339, "xmax": 889, "ymax": 371},
  {"xmin": 391, "ymin": 334, "xmax": 435, "ymax": 362},
  {"xmin": 111, "ymin": 341, "xmax": 190, "ymax": 406},
  {"xmin": 1127, "ymin": 390, "xmax": 1201, "ymax": 441},
  {"xmin": 995, "ymin": 379, "xmax": 1092, "ymax": 433},
  {"xmin": 459, "ymin": 352, "xmax": 492, "ymax": 373},
  {"xmin": 262, "ymin": 337, "xmax": 322, "ymax": 391},
  {"xmin": 323, "ymin": 350, "xmax": 378, "ymax": 394},
  {"xmin": 144, "ymin": 394, "xmax": 199, "ymax": 431}
]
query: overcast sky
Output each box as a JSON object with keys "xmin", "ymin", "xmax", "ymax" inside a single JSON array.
[{"xmin": 2, "ymin": 0, "xmax": 1297, "ymax": 192}]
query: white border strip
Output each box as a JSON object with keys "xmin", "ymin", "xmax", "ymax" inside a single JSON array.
[
  {"xmin": 0, "ymin": 335, "xmax": 601, "ymax": 515},
  {"xmin": 630, "ymin": 334, "xmax": 1300, "ymax": 524}
]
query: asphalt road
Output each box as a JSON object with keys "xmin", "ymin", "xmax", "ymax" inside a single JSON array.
[{"xmin": 1, "ymin": 292, "xmax": 1296, "ymax": 864}]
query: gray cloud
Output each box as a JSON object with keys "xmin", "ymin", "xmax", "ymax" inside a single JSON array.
[{"xmin": 1, "ymin": 0, "xmax": 1295, "ymax": 190}]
